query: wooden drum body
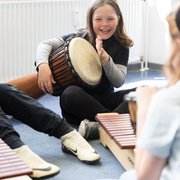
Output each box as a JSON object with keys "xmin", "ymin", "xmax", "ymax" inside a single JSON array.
[
  {"xmin": 96, "ymin": 113, "xmax": 136, "ymax": 170},
  {"xmin": 7, "ymin": 73, "xmax": 44, "ymax": 99},
  {"xmin": 49, "ymin": 37, "xmax": 102, "ymax": 95}
]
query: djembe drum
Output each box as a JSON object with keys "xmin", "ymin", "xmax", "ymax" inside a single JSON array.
[
  {"xmin": 96, "ymin": 112, "xmax": 136, "ymax": 170},
  {"xmin": 48, "ymin": 37, "xmax": 102, "ymax": 95}
]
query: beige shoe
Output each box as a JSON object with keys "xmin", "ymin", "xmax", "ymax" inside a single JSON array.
[
  {"xmin": 60, "ymin": 130, "xmax": 100, "ymax": 164},
  {"xmin": 14, "ymin": 145, "xmax": 60, "ymax": 179}
]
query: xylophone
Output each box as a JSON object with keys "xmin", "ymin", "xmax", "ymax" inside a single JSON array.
[
  {"xmin": 95, "ymin": 112, "xmax": 136, "ymax": 170},
  {"xmin": 0, "ymin": 138, "xmax": 32, "ymax": 180}
]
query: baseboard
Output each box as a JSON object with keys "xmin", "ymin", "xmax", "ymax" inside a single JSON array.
[
  {"xmin": 148, "ymin": 63, "xmax": 163, "ymax": 70},
  {"xmin": 127, "ymin": 61, "xmax": 163, "ymax": 72},
  {"xmin": 127, "ymin": 61, "xmax": 141, "ymax": 72}
]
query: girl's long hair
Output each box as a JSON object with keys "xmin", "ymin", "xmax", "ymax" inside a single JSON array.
[{"xmin": 164, "ymin": 6, "xmax": 180, "ymax": 85}]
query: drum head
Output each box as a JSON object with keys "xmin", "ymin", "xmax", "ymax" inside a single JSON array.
[{"xmin": 69, "ymin": 37, "xmax": 102, "ymax": 86}]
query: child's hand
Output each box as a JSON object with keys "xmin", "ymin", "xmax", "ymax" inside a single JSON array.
[
  {"xmin": 95, "ymin": 35, "xmax": 110, "ymax": 64},
  {"xmin": 37, "ymin": 63, "xmax": 56, "ymax": 94},
  {"xmin": 136, "ymin": 86, "xmax": 158, "ymax": 113},
  {"xmin": 136, "ymin": 86, "xmax": 158, "ymax": 136}
]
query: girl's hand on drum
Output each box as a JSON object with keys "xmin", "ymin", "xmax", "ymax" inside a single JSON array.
[
  {"xmin": 96, "ymin": 35, "xmax": 110, "ymax": 64},
  {"xmin": 37, "ymin": 63, "xmax": 55, "ymax": 94}
]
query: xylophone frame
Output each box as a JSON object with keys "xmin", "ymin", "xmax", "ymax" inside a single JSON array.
[{"xmin": 96, "ymin": 112, "xmax": 135, "ymax": 170}]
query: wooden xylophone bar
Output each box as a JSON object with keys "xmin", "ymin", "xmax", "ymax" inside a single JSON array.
[
  {"xmin": 0, "ymin": 138, "xmax": 32, "ymax": 180},
  {"xmin": 96, "ymin": 112, "xmax": 136, "ymax": 170}
]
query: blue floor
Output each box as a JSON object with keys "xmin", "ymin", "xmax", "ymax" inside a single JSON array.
[
  {"xmin": 12, "ymin": 68, "xmax": 165, "ymax": 180},
  {"xmin": 13, "ymin": 95, "xmax": 124, "ymax": 180},
  {"xmin": 125, "ymin": 69, "xmax": 165, "ymax": 83}
]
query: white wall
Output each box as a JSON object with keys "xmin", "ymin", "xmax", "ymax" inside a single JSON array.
[
  {"xmin": 0, "ymin": 0, "xmax": 144, "ymax": 82},
  {"xmin": 0, "ymin": 0, "xmax": 178, "ymax": 80},
  {"xmin": 147, "ymin": 0, "xmax": 172, "ymax": 65}
]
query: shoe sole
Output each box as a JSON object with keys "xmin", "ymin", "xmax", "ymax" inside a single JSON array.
[
  {"xmin": 31, "ymin": 169, "xmax": 60, "ymax": 179},
  {"xmin": 61, "ymin": 144, "xmax": 100, "ymax": 164}
]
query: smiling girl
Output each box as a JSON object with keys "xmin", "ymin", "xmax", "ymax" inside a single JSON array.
[{"xmin": 35, "ymin": 0, "xmax": 134, "ymax": 140}]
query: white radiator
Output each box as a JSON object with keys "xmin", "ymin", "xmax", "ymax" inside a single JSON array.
[
  {"xmin": 172, "ymin": 0, "xmax": 180, "ymax": 9},
  {"xmin": 119, "ymin": 0, "xmax": 144, "ymax": 63},
  {"xmin": 0, "ymin": 0, "xmax": 143, "ymax": 82}
]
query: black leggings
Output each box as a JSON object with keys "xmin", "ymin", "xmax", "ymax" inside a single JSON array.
[
  {"xmin": 0, "ymin": 84, "xmax": 73, "ymax": 149},
  {"xmin": 60, "ymin": 85, "xmax": 135, "ymax": 125}
]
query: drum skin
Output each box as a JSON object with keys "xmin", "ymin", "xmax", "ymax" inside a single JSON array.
[
  {"xmin": 69, "ymin": 37, "xmax": 102, "ymax": 86},
  {"xmin": 7, "ymin": 73, "xmax": 44, "ymax": 99}
]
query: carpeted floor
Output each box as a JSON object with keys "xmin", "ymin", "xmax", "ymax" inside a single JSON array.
[
  {"xmin": 12, "ymin": 68, "xmax": 165, "ymax": 180},
  {"xmin": 12, "ymin": 94, "xmax": 124, "ymax": 180}
]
